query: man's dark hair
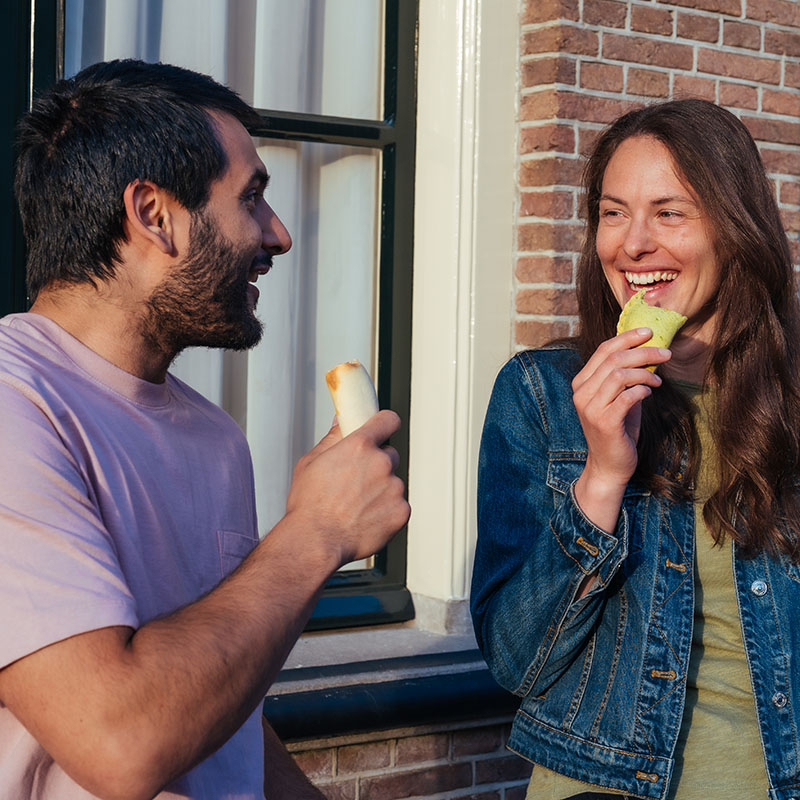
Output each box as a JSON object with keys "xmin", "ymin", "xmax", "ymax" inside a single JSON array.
[{"xmin": 14, "ymin": 59, "xmax": 261, "ymax": 300}]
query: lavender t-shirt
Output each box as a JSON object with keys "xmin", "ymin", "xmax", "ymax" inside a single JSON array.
[{"xmin": 0, "ymin": 313, "xmax": 264, "ymax": 799}]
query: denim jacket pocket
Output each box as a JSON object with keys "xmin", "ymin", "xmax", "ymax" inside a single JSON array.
[{"xmin": 217, "ymin": 529, "xmax": 258, "ymax": 579}]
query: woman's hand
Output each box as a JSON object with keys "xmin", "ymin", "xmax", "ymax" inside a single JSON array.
[{"xmin": 572, "ymin": 328, "xmax": 670, "ymax": 534}]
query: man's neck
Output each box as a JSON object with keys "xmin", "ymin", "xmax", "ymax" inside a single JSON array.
[{"xmin": 30, "ymin": 286, "xmax": 173, "ymax": 384}]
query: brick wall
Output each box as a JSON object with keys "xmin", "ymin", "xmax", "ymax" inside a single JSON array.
[
  {"xmin": 516, "ymin": 0, "xmax": 800, "ymax": 349},
  {"xmin": 290, "ymin": 720, "xmax": 531, "ymax": 800}
]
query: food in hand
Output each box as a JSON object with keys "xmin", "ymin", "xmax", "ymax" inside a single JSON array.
[
  {"xmin": 325, "ymin": 360, "xmax": 380, "ymax": 436},
  {"xmin": 616, "ymin": 289, "xmax": 687, "ymax": 370}
]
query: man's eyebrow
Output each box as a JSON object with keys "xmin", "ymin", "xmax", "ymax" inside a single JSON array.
[{"xmin": 248, "ymin": 168, "xmax": 270, "ymax": 189}]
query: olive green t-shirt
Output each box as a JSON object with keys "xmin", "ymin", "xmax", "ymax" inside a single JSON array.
[{"xmin": 526, "ymin": 384, "xmax": 768, "ymax": 799}]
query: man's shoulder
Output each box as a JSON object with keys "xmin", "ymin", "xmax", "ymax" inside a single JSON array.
[{"xmin": 0, "ymin": 313, "xmax": 67, "ymax": 389}]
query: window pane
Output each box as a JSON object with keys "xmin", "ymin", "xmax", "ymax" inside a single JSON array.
[{"xmin": 65, "ymin": 0, "xmax": 384, "ymax": 120}]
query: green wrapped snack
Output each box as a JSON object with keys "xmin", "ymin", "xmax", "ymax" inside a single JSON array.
[{"xmin": 616, "ymin": 289, "xmax": 687, "ymax": 371}]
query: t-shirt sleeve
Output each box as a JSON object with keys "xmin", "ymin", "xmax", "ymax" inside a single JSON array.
[{"xmin": 0, "ymin": 381, "xmax": 139, "ymax": 669}]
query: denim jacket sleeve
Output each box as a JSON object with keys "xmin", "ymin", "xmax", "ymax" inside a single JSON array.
[{"xmin": 470, "ymin": 350, "xmax": 631, "ymax": 698}]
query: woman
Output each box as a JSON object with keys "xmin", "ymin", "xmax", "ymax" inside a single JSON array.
[{"xmin": 470, "ymin": 99, "xmax": 800, "ymax": 800}]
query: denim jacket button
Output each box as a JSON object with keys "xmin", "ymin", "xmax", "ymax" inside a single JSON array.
[
  {"xmin": 772, "ymin": 692, "xmax": 788, "ymax": 708},
  {"xmin": 750, "ymin": 580, "xmax": 768, "ymax": 596}
]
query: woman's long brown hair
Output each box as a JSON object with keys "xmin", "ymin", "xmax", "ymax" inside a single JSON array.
[{"xmin": 575, "ymin": 99, "xmax": 800, "ymax": 560}]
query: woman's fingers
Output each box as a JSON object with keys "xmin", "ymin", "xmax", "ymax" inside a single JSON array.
[{"xmin": 573, "ymin": 328, "xmax": 670, "ymax": 393}]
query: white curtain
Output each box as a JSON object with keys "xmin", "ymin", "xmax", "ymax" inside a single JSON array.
[{"xmin": 65, "ymin": 0, "xmax": 383, "ymax": 537}]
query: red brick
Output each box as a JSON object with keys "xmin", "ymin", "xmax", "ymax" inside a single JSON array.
[
  {"xmin": 519, "ymin": 155, "xmax": 584, "ymax": 187},
  {"xmin": 520, "ymin": 123, "xmax": 576, "ymax": 155},
  {"xmin": 521, "ymin": 25, "xmax": 600, "ymax": 57},
  {"xmin": 505, "ymin": 786, "xmax": 529, "ymax": 800},
  {"xmin": 781, "ymin": 181, "xmax": 800, "ymax": 206},
  {"xmin": 578, "ymin": 126, "xmax": 604, "ymax": 158},
  {"xmin": 452, "ymin": 726, "xmax": 504, "ymax": 758},
  {"xmin": 557, "ymin": 92, "xmax": 641, "ymax": 124},
  {"xmin": 516, "ymin": 288, "xmax": 579, "ymax": 315},
  {"xmin": 787, "ymin": 61, "xmax": 800, "ymax": 90},
  {"xmin": 673, "ymin": 74, "xmax": 717, "ymax": 102},
  {"xmin": 517, "ymin": 222, "xmax": 584, "ymax": 252},
  {"xmin": 583, "ymin": 0, "xmax": 627, "ymax": 28},
  {"xmin": 359, "ymin": 764, "xmax": 473, "ymax": 800},
  {"xmin": 317, "ymin": 780, "xmax": 357, "ymax": 800},
  {"xmin": 719, "ymin": 82, "xmax": 758, "ymax": 110},
  {"xmin": 743, "ymin": 116, "xmax": 800, "ymax": 146},
  {"xmin": 761, "ymin": 147, "xmax": 800, "ymax": 176},
  {"xmin": 657, "ymin": 0, "xmax": 741, "ymax": 13},
  {"xmin": 474, "ymin": 755, "xmax": 534, "ymax": 784},
  {"xmin": 521, "ymin": 0, "xmax": 579, "ymax": 25},
  {"xmin": 337, "ymin": 741, "xmax": 390, "ymax": 774},
  {"xmin": 631, "ymin": 6, "xmax": 674, "ymax": 35},
  {"xmin": 515, "ymin": 320, "xmax": 572, "ymax": 348},
  {"xmin": 395, "ymin": 733, "xmax": 450, "ymax": 766},
  {"xmin": 516, "ymin": 255, "xmax": 575, "ymax": 284},
  {"xmin": 762, "ymin": 89, "xmax": 800, "ymax": 118},
  {"xmin": 723, "ymin": 20, "xmax": 762, "ymax": 50},
  {"xmin": 520, "ymin": 90, "xmax": 559, "ymax": 122},
  {"xmin": 455, "ymin": 793, "xmax": 501, "ymax": 800},
  {"xmin": 627, "ymin": 68, "xmax": 670, "ymax": 98},
  {"xmin": 293, "ymin": 748, "xmax": 335, "ymax": 779},
  {"xmin": 676, "ymin": 12, "xmax": 720, "ymax": 42},
  {"xmin": 520, "ymin": 190, "xmax": 575, "ymax": 219},
  {"xmin": 603, "ymin": 34, "xmax": 694, "ymax": 69},
  {"xmin": 782, "ymin": 208, "xmax": 800, "ymax": 234},
  {"xmin": 746, "ymin": 0, "xmax": 800, "ymax": 26},
  {"xmin": 765, "ymin": 29, "xmax": 800, "ymax": 58},
  {"xmin": 580, "ymin": 61, "xmax": 624, "ymax": 92},
  {"xmin": 522, "ymin": 56, "xmax": 577, "ymax": 88},
  {"xmin": 696, "ymin": 49, "xmax": 781, "ymax": 84}
]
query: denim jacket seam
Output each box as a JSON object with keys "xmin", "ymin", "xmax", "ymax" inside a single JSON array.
[
  {"xmin": 516, "ymin": 350, "xmax": 551, "ymax": 439},
  {"xmin": 516, "ymin": 588, "xmax": 578, "ymax": 697},
  {"xmin": 591, "ymin": 583, "xmax": 629, "ymax": 739},
  {"xmin": 762, "ymin": 555, "xmax": 800, "ymax": 758},
  {"xmin": 563, "ymin": 631, "xmax": 596, "ymax": 730},
  {"xmin": 515, "ymin": 710, "xmax": 666, "ymax": 763}
]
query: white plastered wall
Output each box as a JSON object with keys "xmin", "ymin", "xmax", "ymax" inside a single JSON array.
[{"xmin": 406, "ymin": 0, "xmax": 518, "ymax": 633}]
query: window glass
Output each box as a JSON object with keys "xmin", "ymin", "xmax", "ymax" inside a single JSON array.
[{"xmin": 65, "ymin": 0, "xmax": 384, "ymax": 120}]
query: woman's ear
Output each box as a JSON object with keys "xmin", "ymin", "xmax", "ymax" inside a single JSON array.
[{"xmin": 122, "ymin": 179, "xmax": 180, "ymax": 255}]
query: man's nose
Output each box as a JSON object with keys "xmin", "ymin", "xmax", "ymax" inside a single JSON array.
[{"xmin": 261, "ymin": 202, "xmax": 292, "ymax": 255}]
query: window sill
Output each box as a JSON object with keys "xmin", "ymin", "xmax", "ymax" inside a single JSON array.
[{"xmin": 265, "ymin": 627, "xmax": 519, "ymax": 741}]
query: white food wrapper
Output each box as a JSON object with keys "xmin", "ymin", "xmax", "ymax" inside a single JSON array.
[{"xmin": 325, "ymin": 360, "xmax": 379, "ymax": 436}]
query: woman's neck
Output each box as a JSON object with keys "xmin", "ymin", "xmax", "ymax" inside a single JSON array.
[{"xmin": 661, "ymin": 333, "xmax": 712, "ymax": 384}]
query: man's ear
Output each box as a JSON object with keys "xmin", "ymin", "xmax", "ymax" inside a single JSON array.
[{"xmin": 122, "ymin": 180, "xmax": 183, "ymax": 255}]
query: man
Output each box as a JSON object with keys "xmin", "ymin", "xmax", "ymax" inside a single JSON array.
[{"xmin": 0, "ymin": 60, "xmax": 410, "ymax": 799}]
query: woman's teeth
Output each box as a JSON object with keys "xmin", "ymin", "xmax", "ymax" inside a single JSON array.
[{"xmin": 625, "ymin": 270, "xmax": 677, "ymax": 286}]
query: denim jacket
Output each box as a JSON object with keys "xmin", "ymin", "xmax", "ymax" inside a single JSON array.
[{"xmin": 470, "ymin": 347, "xmax": 800, "ymax": 800}]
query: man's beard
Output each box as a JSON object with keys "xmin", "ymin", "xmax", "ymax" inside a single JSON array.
[{"xmin": 142, "ymin": 210, "xmax": 266, "ymax": 360}]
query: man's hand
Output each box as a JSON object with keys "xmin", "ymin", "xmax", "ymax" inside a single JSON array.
[{"xmin": 285, "ymin": 410, "xmax": 411, "ymax": 568}]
